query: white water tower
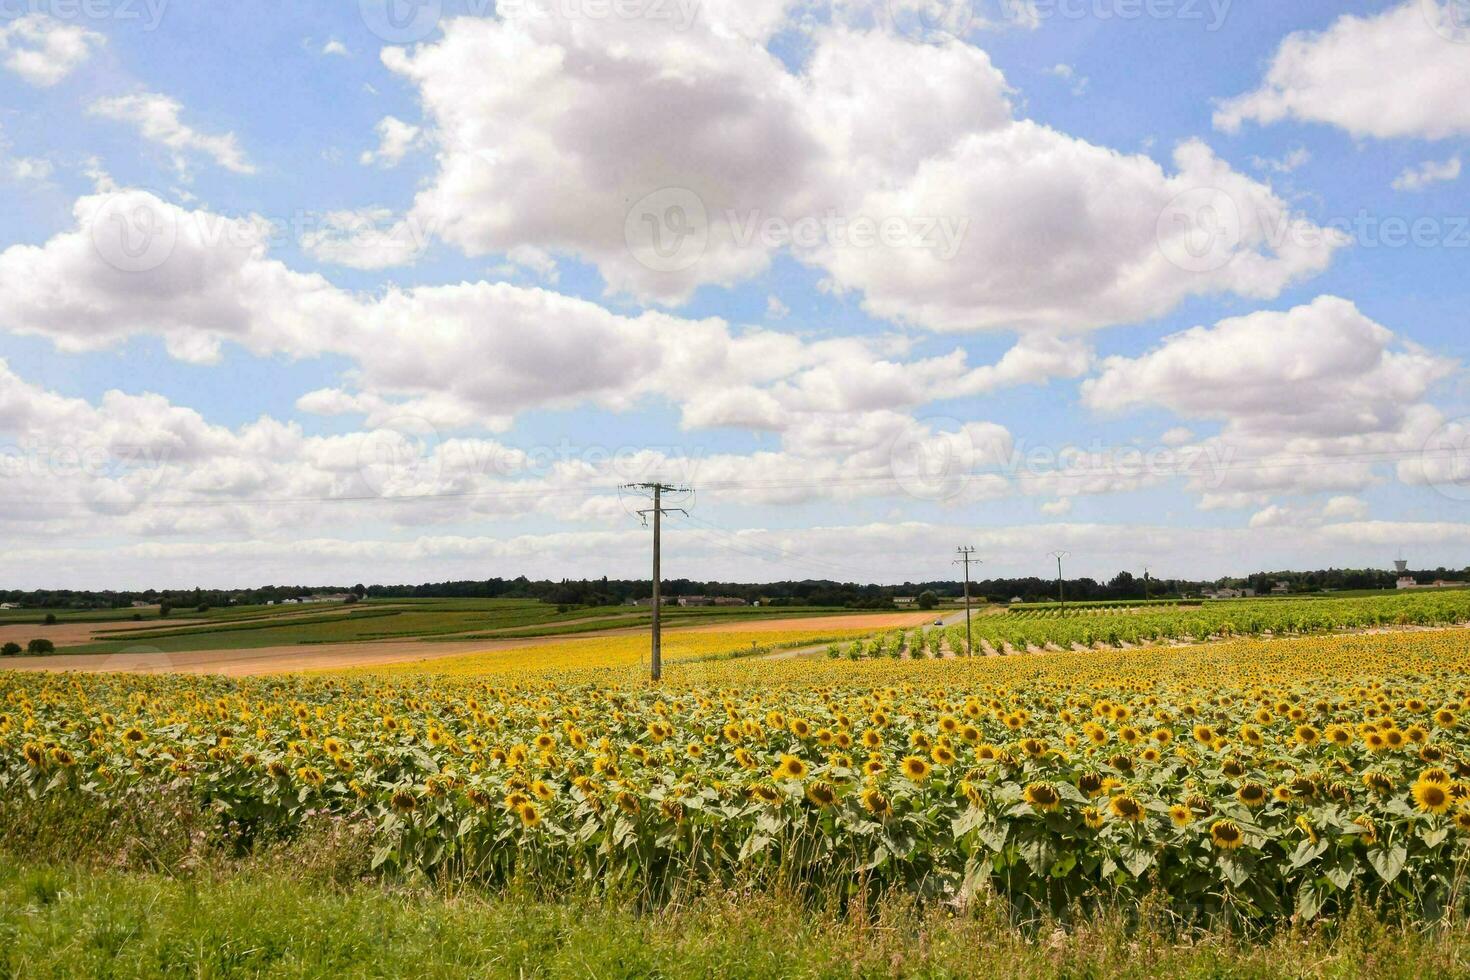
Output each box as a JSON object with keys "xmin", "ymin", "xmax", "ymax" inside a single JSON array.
[{"xmin": 1394, "ymin": 557, "xmax": 1409, "ymax": 575}]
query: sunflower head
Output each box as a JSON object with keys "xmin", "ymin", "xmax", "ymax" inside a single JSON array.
[
  {"xmin": 861, "ymin": 787, "xmax": 892, "ymax": 818},
  {"xmin": 1168, "ymin": 804, "xmax": 1191, "ymax": 827},
  {"xmin": 1210, "ymin": 819, "xmax": 1244, "ymax": 850},
  {"xmin": 1236, "ymin": 782, "xmax": 1268, "ymax": 808},
  {"xmin": 901, "ymin": 755, "xmax": 931, "ymax": 783},
  {"xmin": 1413, "ymin": 779, "xmax": 1452, "ymax": 815},
  {"xmin": 1109, "ymin": 794, "xmax": 1145, "ymax": 823},
  {"xmin": 1023, "ymin": 782, "xmax": 1061, "ymax": 812},
  {"xmin": 805, "ymin": 780, "xmax": 838, "ymax": 808}
]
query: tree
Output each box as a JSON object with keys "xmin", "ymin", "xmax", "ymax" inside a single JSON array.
[
  {"xmin": 0, "ymin": 642, "xmax": 19, "ymax": 657},
  {"xmin": 917, "ymin": 590, "xmax": 939, "ymax": 610},
  {"xmin": 344, "ymin": 593, "xmax": 360, "ymax": 605},
  {"xmin": 353, "ymin": 583, "xmax": 367, "ymax": 598},
  {"xmin": 159, "ymin": 602, "xmax": 173, "ymax": 618},
  {"xmin": 27, "ymin": 638, "xmax": 55, "ymax": 656},
  {"xmin": 43, "ymin": 613, "xmax": 57, "ymax": 625}
]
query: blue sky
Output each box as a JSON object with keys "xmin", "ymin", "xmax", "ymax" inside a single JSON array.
[{"xmin": 0, "ymin": 0, "xmax": 1467, "ymax": 588}]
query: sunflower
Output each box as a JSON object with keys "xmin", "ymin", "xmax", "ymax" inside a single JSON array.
[
  {"xmin": 931, "ymin": 744, "xmax": 956, "ymax": 766},
  {"xmin": 1363, "ymin": 770, "xmax": 1395, "ymax": 794},
  {"xmin": 1420, "ymin": 767, "xmax": 1451, "ymax": 785},
  {"xmin": 746, "ymin": 784, "xmax": 780, "ymax": 806},
  {"xmin": 1210, "ymin": 820, "xmax": 1244, "ymax": 850},
  {"xmin": 861, "ymin": 729, "xmax": 882, "ymax": 749},
  {"xmin": 616, "ymin": 790, "xmax": 642, "ymax": 813},
  {"xmin": 901, "ymin": 755, "xmax": 931, "ymax": 783},
  {"xmin": 390, "ymin": 789, "xmax": 419, "ymax": 813},
  {"xmin": 773, "ymin": 754, "xmax": 808, "ymax": 781},
  {"xmin": 1295, "ymin": 725, "xmax": 1319, "ymax": 746},
  {"xmin": 1454, "ymin": 809, "xmax": 1470, "ymax": 834},
  {"xmin": 22, "ymin": 742, "xmax": 45, "ymax": 768},
  {"xmin": 1168, "ymin": 804, "xmax": 1192, "ymax": 827},
  {"xmin": 518, "ymin": 803, "xmax": 541, "ymax": 827},
  {"xmin": 806, "ymin": 780, "xmax": 838, "ymax": 808},
  {"xmin": 1236, "ymin": 782, "xmax": 1268, "ymax": 808},
  {"xmin": 1109, "ymin": 794, "xmax": 1145, "ymax": 823},
  {"xmin": 1076, "ymin": 772, "xmax": 1104, "ymax": 798},
  {"xmin": 1023, "ymin": 783, "xmax": 1061, "ymax": 812},
  {"xmin": 1082, "ymin": 806, "xmax": 1104, "ymax": 830},
  {"xmin": 861, "ymin": 787, "xmax": 892, "ymax": 818},
  {"xmin": 1413, "ymin": 779, "xmax": 1452, "ymax": 815}
]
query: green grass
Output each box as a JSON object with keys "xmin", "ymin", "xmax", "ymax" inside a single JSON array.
[{"xmin": 2, "ymin": 858, "xmax": 1467, "ymax": 979}]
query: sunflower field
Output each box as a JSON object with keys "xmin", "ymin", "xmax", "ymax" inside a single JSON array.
[{"xmin": 4, "ymin": 628, "xmax": 1470, "ymax": 925}]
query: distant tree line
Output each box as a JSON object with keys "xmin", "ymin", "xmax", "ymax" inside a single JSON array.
[{"xmin": 2, "ymin": 566, "xmax": 1463, "ymax": 612}]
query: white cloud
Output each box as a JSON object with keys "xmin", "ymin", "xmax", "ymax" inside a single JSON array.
[
  {"xmin": 11, "ymin": 516, "xmax": 1470, "ymax": 591},
  {"xmin": 766, "ymin": 295, "xmax": 790, "ymax": 320},
  {"xmin": 385, "ymin": 17, "xmax": 1335, "ymax": 331},
  {"xmin": 1083, "ymin": 297, "xmax": 1458, "ymax": 500},
  {"xmin": 90, "ymin": 92, "xmax": 256, "ymax": 175},
  {"xmin": 0, "ymin": 188, "xmax": 1086, "ymax": 453},
  {"xmin": 1083, "ymin": 296, "xmax": 1456, "ymax": 441},
  {"xmin": 0, "ymin": 14, "xmax": 103, "ymax": 87},
  {"xmin": 299, "ymin": 207, "xmax": 432, "ymax": 269},
  {"xmin": 359, "ymin": 116, "xmax": 421, "ymax": 168},
  {"xmin": 1216, "ymin": 2, "xmax": 1470, "ymax": 140},
  {"xmin": 1393, "ymin": 157, "xmax": 1462, "ymax": 192},
  {"xmin": 1323, "ymin": 495, "xmax": 1370, "ymax": 521},
  {"xmin": 322, "ymin": 39, "xmax": 349, "ymax": 57},
  {"xmin": 1251, "ymin": 147, "xmax": 1310, "ymax": 174}
]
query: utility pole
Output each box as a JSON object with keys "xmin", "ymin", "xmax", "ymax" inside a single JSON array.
[
  {"xmin": 954, "ymin": 547, "xmax": 978, "ymax": 656},
  {"xmin": 1143, "ymin": 566, "xmax": 1151, "ymax": 602},
  {"xmin": 625, "ymin": 483, "xmax": 689, "ymax": 682},
  {"xmin": 1050, "ymin": 551, "xmax": 1069, "ymax": 609}
]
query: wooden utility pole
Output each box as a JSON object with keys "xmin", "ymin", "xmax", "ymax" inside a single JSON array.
[
  {"xmin": 954, "ymin": 547, "xmax": 978, "ymax": 656},
  {"xmin": 625, "ymin": 483, "xmax": 689, "ymax": 682}
]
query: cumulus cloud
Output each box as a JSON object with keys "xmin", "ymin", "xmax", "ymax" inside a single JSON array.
[
  {"xmin": 359, "ymin": 116, "xmax": 421, "ymax": 167},
  {"xmin": 90, "ymin": 92, "xmax": 256, "ymax": 175},
  {"xmin": 0, "ymin": 188, "xmax": 1074, "ymax": 455},
  {"xmin": 1216, "ymin": 2, "xmax": 1470, "ymax": 140},
  {"xmin": 1393, "ymin": 157, "xmax": 1461, "ymax": 192},
  {"xmin": 0, "ymin": 14, "xmax": 103, "ymax": 86},
  {"xmin": 1083, "ymin": 296, "xmax": 1456, "ymax": 440},
  {"xmin": 1083, "ymin": 296, "xmax": 1459, "ymax": 500},
  {"xmin": 385, "ymin": 16, "xmax": 1335, "ymax": 330}
]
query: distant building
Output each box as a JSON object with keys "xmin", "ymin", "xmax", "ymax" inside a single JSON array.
[
  {"xmin": 634, "ymin": 597, "xmax": 672, "ymax": 607},
  {"xmin": 130, "ymin": 601, "xmax": 153, "ymax": 608},
  {"xmin": 675, "ymin": 596, "xmax": 748, "ymax": 607},
  {"xmin": 1271, "ymin": 581, "xmax": 1291, "ymax": 594},
  {"xmin": 1398, "ymin": 577, "xmax": 1461, "ymax": 590},
  {"xmin": 1204, "ymin": 588, "xmax": 1254, "ymax": 599},
  {"xmin": 0, "ymin": 602, "xmax": 19, "ymax": 610}
]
